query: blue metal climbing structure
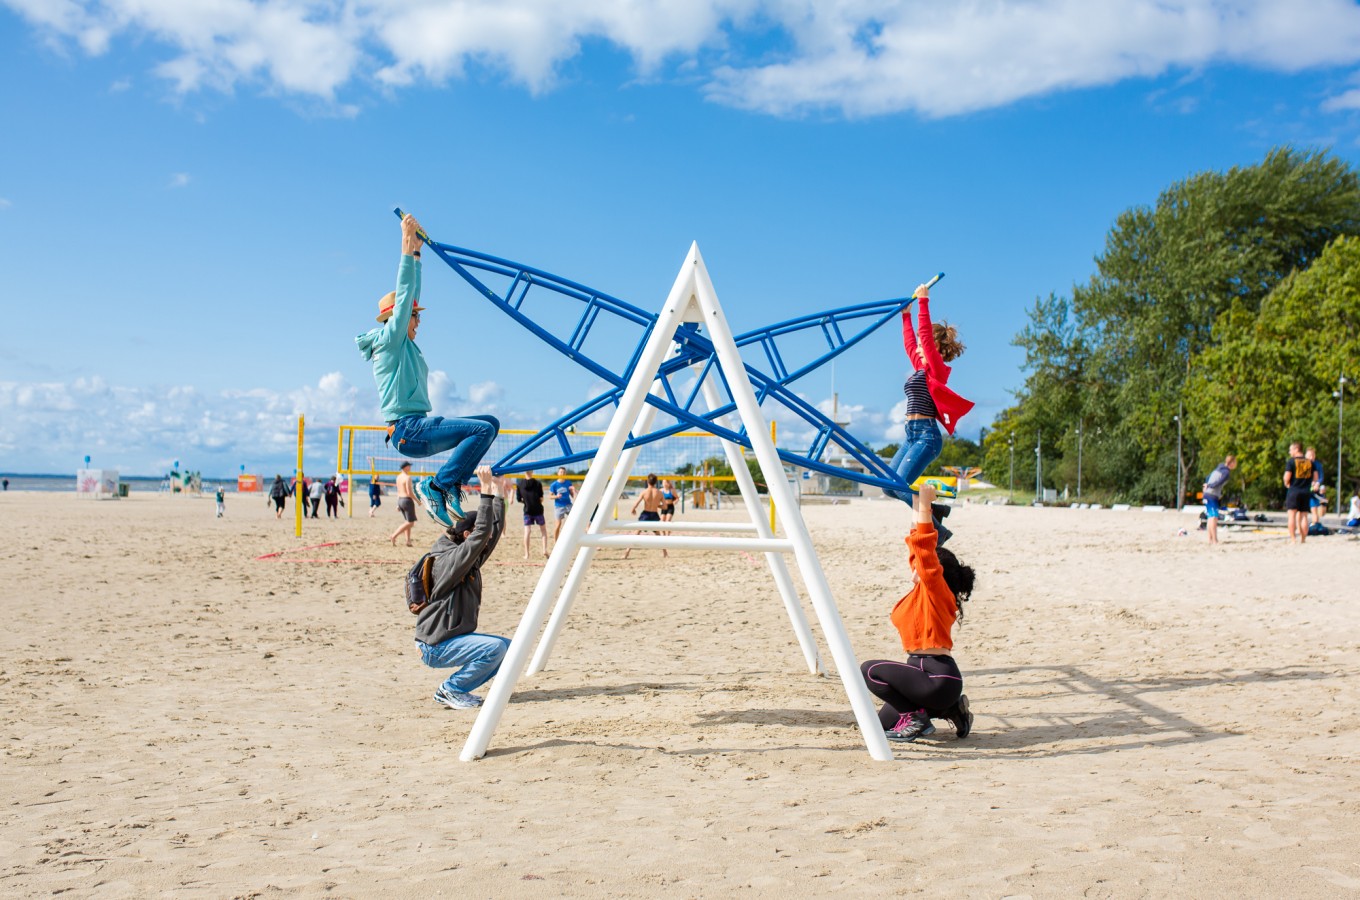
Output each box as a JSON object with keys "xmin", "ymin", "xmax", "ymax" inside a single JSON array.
[{"xmin": 395, "ymin": 208, "xmax": 933, "ymax": 494}]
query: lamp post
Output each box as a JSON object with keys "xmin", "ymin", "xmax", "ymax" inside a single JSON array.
[
  {"xmin": 1035, "ymin": 429, "xmax": 1043, "ymax": 503},
  {"xmin": 1335, "ymin": 375, "xmax": 1348, "ymax": 516},
  {"xmin": 1174, "ymin": 404, "xmax": 1183, "ymax": 510},
  {"xmin": 1076, "ymin": 419, "xmax": 1083, "ymax": 499},
  {"xmin": 1008, "ymin": 434, "xmax": 1015, "ymax": 502}
]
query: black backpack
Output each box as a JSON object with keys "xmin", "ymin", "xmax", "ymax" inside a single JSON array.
[{"xmin": 405, "ymin": 553, "xmax": 437, "ymax": 614}]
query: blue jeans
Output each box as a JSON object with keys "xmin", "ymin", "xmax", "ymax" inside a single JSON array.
[
  {"xmin": 417, "ymin": 632, "xmax": 511, "ymax": 694},
  {"xmin": 885, "ymin": 418, "xmax": 943, "ymax": 503},
  {"xmin": 391, "ymin": 414, "xmax": 500, "ymax": 492}
]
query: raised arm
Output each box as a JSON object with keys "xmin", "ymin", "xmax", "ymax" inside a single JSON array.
[
  {"xmin": 386, "ymin": 214, "xmax": 424, "ymax": 338},
  {"xmin": 913, "ymin": 287, "xmax": 948, "ymax": 380}
]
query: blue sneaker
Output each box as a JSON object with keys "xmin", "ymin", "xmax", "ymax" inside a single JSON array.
[
  {"xmin": 444, "ymin": 483, "xmax": 467, "ymax": 520},
  {"xmin": 434, "ymin": 686, "xmax": 482, "ymax": 709},
  {"xmin": 415, "ymin": 478, "xmax": 454, "ymax": 528}
]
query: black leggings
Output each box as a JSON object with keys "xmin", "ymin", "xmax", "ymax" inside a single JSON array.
[{"xmin": 861, "ymin": 655, "xmax": 963, "ymax": 728}]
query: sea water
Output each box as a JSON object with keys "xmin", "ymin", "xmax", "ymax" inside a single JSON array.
[{"xmin": 0, "ymin": 474, "xmax": 240, "ymax": 493}]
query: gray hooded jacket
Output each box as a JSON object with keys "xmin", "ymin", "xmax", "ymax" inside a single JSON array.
[{"xmin": 413, "ymin": 493, "xmax": 505, "ymax": 646}]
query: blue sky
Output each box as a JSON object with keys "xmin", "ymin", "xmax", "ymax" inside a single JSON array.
[{"xmin": 3, "ymin": 0, "xmax": 1360, "ymax": 478}]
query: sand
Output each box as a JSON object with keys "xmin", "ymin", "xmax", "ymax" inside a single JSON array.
[{"xmin": 1, "ymin": 489, "xmax": 1357, "ymax": 897}]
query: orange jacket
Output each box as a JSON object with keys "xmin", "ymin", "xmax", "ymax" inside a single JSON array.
[{"xmin": 889, "ymin": 522, "xmax": 957, "ymax": 652}]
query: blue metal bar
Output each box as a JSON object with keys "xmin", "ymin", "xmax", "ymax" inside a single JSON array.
[{"xmin": 395, "ymin": 209, "xmax": 931, "ymax": 492}]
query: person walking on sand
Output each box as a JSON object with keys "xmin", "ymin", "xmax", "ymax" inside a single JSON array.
[
  {"xmin": 516, "ymin": 470, "xmax": 548, "ymax": 560},
  {"xmin": 368, "ymin": 476, "xmax": 383, "ymax": 517},
  {"xmin": 624, "ymin": 473, "xmax": 667, "ymax": 560},
  {"xmin": 1305, "ymin": 447, "xmax": 1327, "ymax": 527},
  {"xmin": 1202, "ymin": 455, "xmax": 1236, "ymax": 545},
  {"xmin": 860, "ymin": 483, "xmax": 976, "ymax": 743},
  {"xmin": 308, "ymin": 477, "xmax": 323, "ymax": 519},
  {"xmin": 884, "ymin": 281, "xmax": 974, "ymax": 546},
  {"xmin": 324, "ymin": 477, "xmax": 342, "ymax": 518},
  {"xmin": 1284, "ymin": 442, "xmax": 1318, "ymax": 544},
  {"xmin": 659, "ymin": 479, "xmax": 678, "ymax": 534},
  {"xmin": 411, "ymin": 465, "xmax": 511, "ymax": 710},
  {"xmin": 269, "ymin": 475, "xmax": 289, "ymax": 519},
  {"xmin": 549, "ymin": 466, "xmax": 576, "ymax": 540},
  {"xmin": 214, "ymin": 485, "xmax": 226, "ymax": 518},
  {"xmin": 356, "ymin": 212, "xmax": 500, "ymax": 529},
  {"xmin": 391, "ymin": 462, "xmax": 418, "ymax": 547}
]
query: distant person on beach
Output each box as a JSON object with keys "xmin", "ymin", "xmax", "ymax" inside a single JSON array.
[
  {"xmin": 624, "ymin": 474, "xmax": 667, "ymax": 560},
  {"xmin": 1201, "ymin": 455, "xmax": 1236, "ymax": 545},
  {"xmin": 355, "ymin": 212, "xmax": 500, "ymax": 529},
  {"xmin": 411, "ymin": 465, "xmax": 510, "ymax": 710},
  {"xmin": 308, "ymin": 478, "xmax": 323, "ymax": 519},
  {"xmin": 860, "ymin": 483, "xmax": 975, "ymax": 742},
  {"xmin": 516, "ymin": 470, "xmax": 548, "ymax": 560},
  {"xmin": 324, "ymin": 477, "xmax": 342, "ymax": 518},
  {"xmin": 549, "ymin": 467, "xmax": 575, "ymax": 539},
  {"xmin": 1348, "ymin": 492, "xmax": 1360, "ymax": 528},
  {"xmin": 1283, "ymin": 442, "xmax": 1318, "ymax": 544},
  {"xmin": 1305, "ymin": 447, "xmax": 1327, "ymax": 526},
  {"xmin": 659, "ymin": 479, "xmax": 678, "ymax": 532},
  {"xmin": 391, "ymin": 462, "xmax": 417, "ymax": 547},
  {"xmin": 214, "ymin": 486, "xmax": 225, "ymax": 518},
  {"xmin": 884, "ymin": 281, "xmax": 973, "ymax": 546},
  {"xmin": 368, "ymin": 477, "xmax": 382, "ymax": 517},
  {"xmin": 269, "ymin": 475, "xmax": 289, "ymax": 519},
  {"xmin": 2, "ymin": 478, "xmax": 8, "ymax": 491}
]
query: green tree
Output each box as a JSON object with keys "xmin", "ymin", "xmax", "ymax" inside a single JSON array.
[
  {"xmin": 1188, "ymin": 234, "xmax": 1360, "ymax": 506},
  {"xmin": 993, "ymin": 147, "xmax": 1360, "ymax": 503}
]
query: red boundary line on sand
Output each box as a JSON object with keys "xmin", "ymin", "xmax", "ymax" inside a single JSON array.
[{"xmin": 255, "ymin": 541, "xmax": 344, "ymax": 560}]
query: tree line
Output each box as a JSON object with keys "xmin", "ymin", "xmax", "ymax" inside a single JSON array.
[{"xmin": 979, "ymin": 148, "xmax": 1360, "ymax": 507}]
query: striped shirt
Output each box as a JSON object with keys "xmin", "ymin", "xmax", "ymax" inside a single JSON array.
[{"xmin": 903, "ymin": 369, "xmax": 937, "ymax": 418}]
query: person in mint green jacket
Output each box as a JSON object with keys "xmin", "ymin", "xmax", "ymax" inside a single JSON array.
[{"xmin": 356, "ymin": 213, "xmax": 499, "ymax": 527}]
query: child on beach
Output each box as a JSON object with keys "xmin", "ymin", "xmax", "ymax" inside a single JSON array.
[
  {"xmin": 860, "ymin": 483, "xmax": 975, "ymax": 742},
  {"xmin": 885, "ymin": 282, "xmax": 973, "ymax": 539},
  {"xmin": 356, "ymin": 213, "xmax": 500, "ymax": 529}
]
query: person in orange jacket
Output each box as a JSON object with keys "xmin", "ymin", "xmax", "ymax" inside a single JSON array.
[{"xmin": 860, "ymin": 483, "xmax": 976, "ymax": 742}]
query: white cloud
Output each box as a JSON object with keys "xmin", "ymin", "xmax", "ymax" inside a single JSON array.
[
  {"xmin": 0, "ymin": 197, "xmax": 12, "ymax": 209},
  {"xmin": 4, "ymin": 1, "xmax": 1360, "ymax": 118},
  {"xmin": 167, "ymin": 172, "xmax": 190, "ymax": 188},
  {"xmin": 1322, "ymin": 85, "xmax": 1360, "ymax": 112},
  {"xmin": 468, "ymin": 380, "xmax": 504, "ymax": 405},
  {"xmin": 0, "ymin": 372, "xmax": 363, "ymax": 474}
]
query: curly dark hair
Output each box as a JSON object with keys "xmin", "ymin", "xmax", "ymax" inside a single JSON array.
[
  {"xmin": 936, "ymin": 546, "xmax": 975, "ymax": 619},
  {"xmin": 932, "ymin": 322, "xmax": 965, "ymax": 362}
]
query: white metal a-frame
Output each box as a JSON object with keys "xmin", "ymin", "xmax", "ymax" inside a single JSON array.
[{"xmin": 460, "ymin": 244, "xmax": 893, "ymax": 762}]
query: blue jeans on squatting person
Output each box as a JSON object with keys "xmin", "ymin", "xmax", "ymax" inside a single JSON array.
[
  {"xmin": 390, "ymin": 414, "xmax": 500, "ymax": 494},
  {"xmin": 417, "ymin": 632, "xmax": 511, "ymax": 696}
]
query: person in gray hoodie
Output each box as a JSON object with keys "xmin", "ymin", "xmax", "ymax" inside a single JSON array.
[{"xmin": 413, "ymin": 466, "xmax": 511, "ymax": 710}]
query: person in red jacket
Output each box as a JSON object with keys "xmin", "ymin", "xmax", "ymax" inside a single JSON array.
[
  {"xmin": 860, "ymin": 483, "xmax": 976, "ymax": 742},
  {"xmin": 884, "ymin": 281, "xmax": 974, "ymax": 535}
]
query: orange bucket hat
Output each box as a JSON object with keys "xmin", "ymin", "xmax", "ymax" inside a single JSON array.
[{"xmin": 376, "ymin": 291, "xmax": 426, "ymax": 323}]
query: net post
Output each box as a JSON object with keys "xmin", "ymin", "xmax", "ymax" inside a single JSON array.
[
  {"xmin": 295, "ymin": 415, "xmax": 305, "ymax": 538},
  {"xmin": 769, "ymin": 420, "xmax": 777, "ymax": 533}
]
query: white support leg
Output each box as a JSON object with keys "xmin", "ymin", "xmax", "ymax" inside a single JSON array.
[
  {"xmin": 461, "ymin": 257, "xmax": 700, "ymax": 761},
  {"xmin": 691, "ymin": 252, "xmax": 892, "ymax": 762},
  {"xmin": 699, "ymin": 377, "xmax": 823, "ymax": 675},
  {"xmin": 526, "ymin": 382, "xmax": 665, "ymax": 675}
]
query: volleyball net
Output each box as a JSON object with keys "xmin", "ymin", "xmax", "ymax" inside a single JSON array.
[{"xmin": 331, "ymin": 424, "xmax": 777, "ymax": 516}]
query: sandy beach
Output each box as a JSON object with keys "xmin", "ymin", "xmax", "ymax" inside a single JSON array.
[{"xmin": 1, "ymin": 489, "xmax": 1357, "ymax": 897}]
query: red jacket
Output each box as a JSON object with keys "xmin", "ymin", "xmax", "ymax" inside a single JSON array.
[{"xmin": 902, "ymin": 295, "xmax": 973, "ymax": 435}]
